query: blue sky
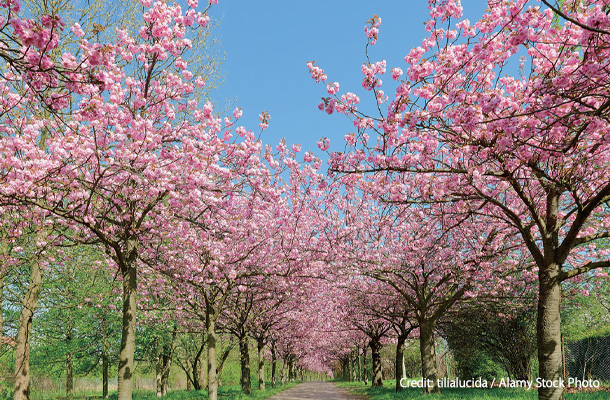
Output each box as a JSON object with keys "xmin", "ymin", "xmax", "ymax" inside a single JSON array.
[{"xmin": 208, "ymin": 1, "xmax": 488, "ymax": 161}]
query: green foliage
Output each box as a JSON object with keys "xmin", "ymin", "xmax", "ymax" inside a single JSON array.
[
  {"xmin": 562, "ymin": 277, "xmax": 610, "ymax": 342},
  {"xmin": 441, "ymin": 304, "xmax": 536, "ymax": 381},
  {"xmin": 28, "ymin": 244, "xmax": 121, "ymax": 379}
]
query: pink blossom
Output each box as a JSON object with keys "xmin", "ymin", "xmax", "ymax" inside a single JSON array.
[
  {"xmin": 71, "ymin": 23, "xmax": 84, "ymax": 37},
  {"xmin": 317, "ymin": 137, "xmax": 330, "ymax": 151},
  {"xmin": 391, "ymin": 67, "xmax": 403, "ymax": 80},
  {"xmin": 326, "ymin": 82, "xmax": 339, "ymax": 95}
]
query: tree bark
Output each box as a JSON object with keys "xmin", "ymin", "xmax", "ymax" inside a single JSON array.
[
  {"xmin": 239, "ymin": 334, "xmax": 252, "ymax": 394},
  {"xmin": 156, "ymin": 341, "xmax": 162, "ymax": 398},
  {"xmin": 13, "ymin": 255, "xmax": 43, "ymax": 400},
  {"xmin": 117, "ymin": 261, "xmax": 137, "ymax": 400},
  {"xmin": 257, "ymin": 338, "xmax": 265, "ymax": 390},
  {"xmin": 161, "ymin": 352, "xmax": 171, "ymax": 396},
  {"xmin": 271, "ymin": 341, "xmax": 277, "ymax": 387},
  {"xmin": 370, "ymin": 338, "xmax": 383, "ymax": 387},
  {"xmin": 537, "ymin": 263, "xmax": 564, "ymax": 400},
  {"xmin": 160, "ymin": 328, "xmax": 175, "ymax": 396},
  {"xmin": 288, "ymin": 358, "xmax": 294, "ymax": 382},
  {"xmin": 419, "ymin": 318, "xmax": 440, "ymax": 394},
  {"xmin": 347, "ymin": 355, "xmax": 353, "ymax": 382},
  {"xmin": 395, "ymin": 335, "xmax": 407, "ymax": 392},
  {"xmin": 103, "ymin": 340, "xmax": 109, "ymax": 399},
  {"xmin": 206, "ymin": 314, "xmax": 218, "ymax": 400},
  {"xmin": 362, "ymin": 345, "xmax": 368, "ymax": 385},
  {"xmin": 66, "ymin": 345, "xmax": 74, "ymax": 398}
]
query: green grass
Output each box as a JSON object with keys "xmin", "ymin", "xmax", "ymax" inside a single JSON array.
[
  {"xmin": 335, "ymin": 380, "xmax": 610, "ymax": 399},
  {"xmin": 0, "ymin": 383, "xmax": 297, "ymax": 400}
]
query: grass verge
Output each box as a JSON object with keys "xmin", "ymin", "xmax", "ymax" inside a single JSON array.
[
  {"xmin": 335, "ymin": 380, "xmax": 610, "ymax": 400},
  {"xmin": 1, "ymin": 382, "xmax": 297, "ymax": 400}
]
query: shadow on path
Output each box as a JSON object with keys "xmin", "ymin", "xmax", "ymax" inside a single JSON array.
[{"xmin": 267, "ymin": 382, "xmax": 363, "ymax": 400}]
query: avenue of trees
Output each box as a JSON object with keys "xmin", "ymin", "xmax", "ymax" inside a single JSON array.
[{"xmin": 0, "ymin": 1, "xmax": 609, "ymax": 400}]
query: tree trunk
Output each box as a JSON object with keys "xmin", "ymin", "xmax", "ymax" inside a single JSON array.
[
  {"xmin": 271, "ymin": 342, "xmax": 277, "ymax": 387},
  {"xmin": 156, "ymin": 343, "xmax": 162, "ymax": 398},
  {"xmin": 190, "ymin": 333, "xmax": 206, "ymax": 390},
  {"xmin": 192, "ymin": 356, "xmax": 202, "ymax": 390},
  {"xmin": 239, "ymin": 334, "xmax": 252, "ymax": 394},
  {"xmin": 13, "ymin": 255, "xmax": 43, "ymax": 400},
  {"xmin": 363, "ymin": 345, "xmax": 368, "ymax": 385},
  {"xmin": 395, "ymin": 335, "xmax": 407, "ymax": 392},
  {"xmin": 207, "ymin": 314, "xmax": 218, "ymax": 400},
  {"xmin": 347, "ymin": 355, "xmax": 353, "ymax": 382},
  {"xmin": 103, "ymin": 340, "xmax": 109, "ymax": 399},
  {"xmin": 66, "ymin": 348, "xmax": 74, "ymax": 397},
  {"xmin": 117, "ymin": 262, "xmax": 137, "ymax": 400},
  {"xmin": 370, "ymin": 338, "xmax": 383, "ymax": 387},
  {"xmin": 217, "ymin": 341, "xmax": 232, "ymax": 389},
  {"xmin": 357, "ymin": 351, "xmax": 361, "ymax": 382},
  {"xmin": 160, "ymin": 329, "xmax": 175, "ymax": 397},
  {"xmin": 161, "ymin": 353, "xmax": 171, "ymax": 396},
  {"xmin": 537, "ymin": 263, "xmax": 564, "ymax": 400},
  {"xmin": 419, "ymin": 318, "xmax": 440, "ymax": 394},
  {"xmin": 257, "ymin": 338, "xmax": 265, "ymax": 390}
]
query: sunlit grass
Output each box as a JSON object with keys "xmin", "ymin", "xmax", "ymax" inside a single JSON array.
[
  {"xmin": 0, "ymin": 382, "xmax": 297, "ymax": 400},
  {"xmin": 335, "ymin": 379, "xmax": 610, "ymax": 399}
]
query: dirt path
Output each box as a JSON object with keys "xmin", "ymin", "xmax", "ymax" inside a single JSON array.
[{"xmin": 267, "ymin": 382, "xmax": 364, "ymax": 400}]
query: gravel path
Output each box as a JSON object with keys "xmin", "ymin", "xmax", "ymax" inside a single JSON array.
[{"xmin": 267, "ymin": 382, "xmax": 363, "ymax": 400}]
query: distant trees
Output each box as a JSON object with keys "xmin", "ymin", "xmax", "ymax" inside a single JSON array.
[{"xmin": 441, "ymin": 303, "xmax": 537, "ymax": 381}]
